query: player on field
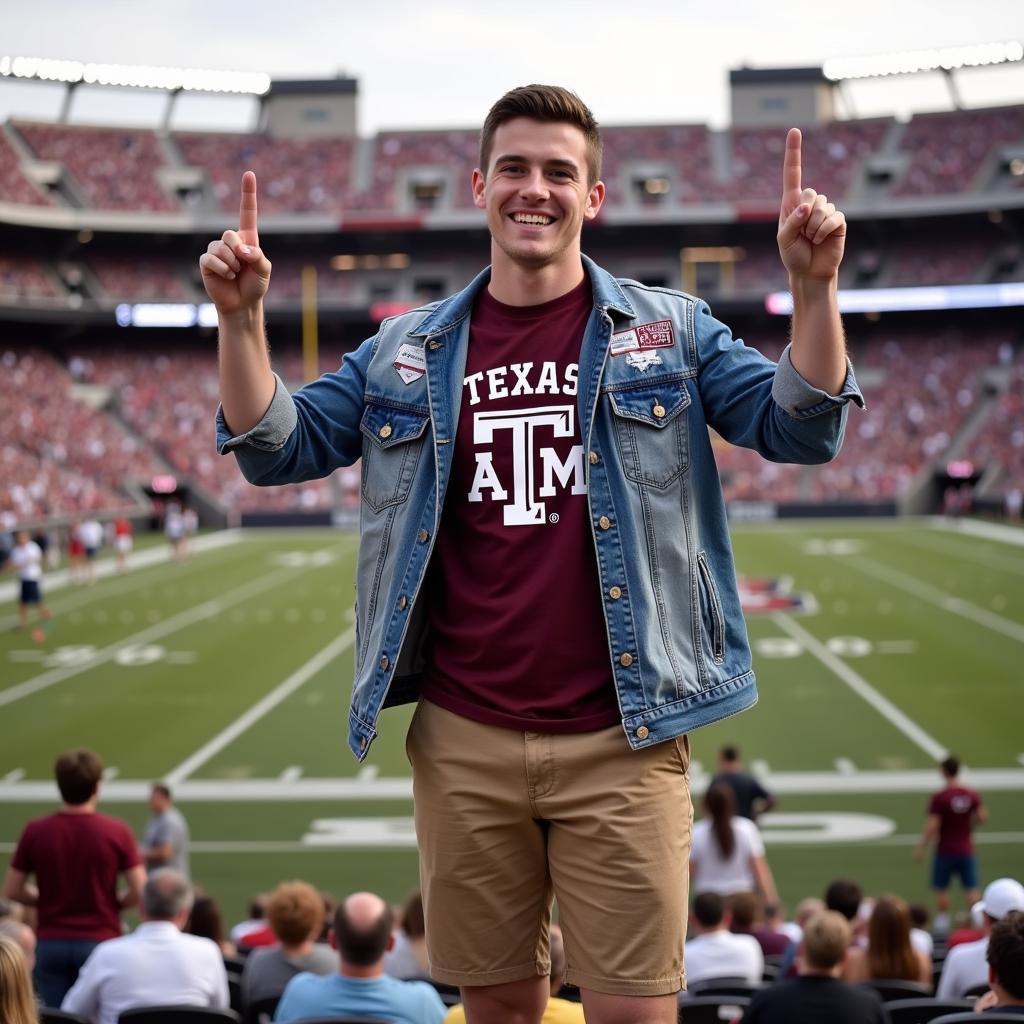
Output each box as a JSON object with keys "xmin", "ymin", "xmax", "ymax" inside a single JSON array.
[
  {"xmin": 6, "ymin": 529, "xmax": 52, "ymax": 641},
  {"xmin": 914, "ymin": 754, "xmax": 987, "ymax": 932},
  {"xmin": 203, "ymin": 85, "xmax": 862, "ymax": 1023}
]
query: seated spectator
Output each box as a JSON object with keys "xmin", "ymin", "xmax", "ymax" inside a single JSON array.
[
  {"xmin": 0, "ymin": 934, "xmax": 38, "ymax": 1024},
  {"xmin": 240, "ymin": 880, "xmax": 336, "ymax": 1009},
  {"xmin": 231, "ymin": 894, "xmax": 269, "ymax": 945},
  {"xmin": 690, "ymin": 783, "xmax": 778, "ymax": 903},
  {"xmin": 384, "ymin": 889, "xmax": 429, "ymax": 980},
  {"xmin": 778, "ymin": 881, "xmax": 861, "ymax": 979},
  {"xmin": 947, "ymin": 905, "xmax": 985, "ymax": 948},
  {"xmin": 684, "ymin": 892, "xmax": 764, "ymax": 986},
  {"xmin": 843, "ymin": 894, "xmax": 931, "ymax": 986},
  {"xmin": 443, "ymin": 923, "xmax": 582, "ymax": 1024},
  {"xmin": 938, "ymin": 878, "xmax": 1024, "ymax": 998},
  {"xmin": 730, "ymin": 892, "xmax": 790, "ymax": 957},
  {"xmin": 0, "ymin": 918, "xmax": 36, "ymax": 972},
  {"xmin": 740, "ymin": 911, "xmax": 887, "ymax": 1023},
  {"xmin": 974, "ymin": 911, "xmax": 1024, "ymax": 1014},
  {"xmin": 62, "ymin": 868, "xmax": 228, "ymax": 1024},
  {"xmin": 274, "ymin": 891, "xmax": 445, "ymax": 1024},
  {"xmin": 187, "ymin": 893, "xmax": 237, "ymax": 958},
  {"xmin": 908, "ymin": 903, "xmax": 934, "ymax": 957}
]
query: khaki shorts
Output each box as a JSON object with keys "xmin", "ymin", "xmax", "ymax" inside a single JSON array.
[{"xmin": 406, "ymin": 699, "xmax": 692, "ymax": 996}]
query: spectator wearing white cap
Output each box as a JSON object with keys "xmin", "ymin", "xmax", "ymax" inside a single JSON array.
[{"xmin": 936, "ymin": 878, "xmax": 1024, "ymax": 998}]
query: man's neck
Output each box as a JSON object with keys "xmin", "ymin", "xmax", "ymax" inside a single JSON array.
[
  {"xmin": 282, "ymin": 939, "xmax": 316, "ymax": 957},
  {"xmin": 61, "ymin": 799, "xmax": 97, "ymax": 814},
  {"xmin": 341, "ymin": 962, "xmax": 384, "ymax": 979},
  {"xmin": 487, "ymin": 250, "xmax": 585, "ymax": 307},
  {"xmin": 799, "ymin": 966, "xmax": 840, "ymax": 979}
]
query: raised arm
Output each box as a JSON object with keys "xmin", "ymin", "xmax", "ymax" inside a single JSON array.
[
  {"xmin": 776, "ymin": 128, "xmax": 847, "ymax": 395},
  {"xmin": 200, "ymin": 171, "xmax": 276, "ymax": 435}
]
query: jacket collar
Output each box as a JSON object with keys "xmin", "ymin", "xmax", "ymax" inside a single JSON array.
[{"xmin": 407, "ymin": 253, "xmax": 635, "ymax": 338}]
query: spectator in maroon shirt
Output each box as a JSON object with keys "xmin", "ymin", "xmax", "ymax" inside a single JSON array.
[
  {"xmin": 729, "ymin": 892, "xmax": 791, "ymax": 957},
  {"xmin": 914, "ymin": 754, "xmax": 987, "ymax": 933},
  {"xmin": 2, "ymin": 748, "xmax": 145, "ymax": 1007}
]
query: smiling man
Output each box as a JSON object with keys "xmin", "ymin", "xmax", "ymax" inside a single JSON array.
[{"xmin": 202, "ymin": 85, "xmax": 863, "ymax": 1024}]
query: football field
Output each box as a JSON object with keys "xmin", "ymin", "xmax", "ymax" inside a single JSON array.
[{"xmin": 2, "ymin": 519, "xmax": 1022, "ymax": 924}]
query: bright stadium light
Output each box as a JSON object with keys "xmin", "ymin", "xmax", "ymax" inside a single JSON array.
[
  {"xmin": 0, "ymin": 54, "xmax": 271, "ymax": 94},
  {"xmin": 824, "ymin": 40, "xmax": 1023, "ymax": 80}
]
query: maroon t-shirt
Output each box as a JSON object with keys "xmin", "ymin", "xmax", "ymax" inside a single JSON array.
[
  {"xmin": 929, "ymin": 785, "xmax": 982, "ymax": 856},
  {"xmin": 11, "ymin": 811, "xmax": 141, "ymax": 940},
  {"xmin": 421, "ymin": 278, "xmax": 620, "ymax": 732}
]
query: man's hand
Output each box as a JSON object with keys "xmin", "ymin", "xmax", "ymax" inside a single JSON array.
[
  {"xmin": 777, "ymin": 128, "xmax": 846, "ymax": 281},
  {"xmin": 200, "ymin": 171, "xmax": 272, "ymax": 317}
]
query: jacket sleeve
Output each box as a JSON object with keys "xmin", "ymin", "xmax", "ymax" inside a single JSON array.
[
  {"xmin": 216, "ymin": 331, "xmax": 378, "ymax": 486},
  {"xmin": 694, "ymin": 300, "xmax": 864, "ymax": 465}
]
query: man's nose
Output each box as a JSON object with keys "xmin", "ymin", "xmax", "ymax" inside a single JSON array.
[{"xmin": 519, "ymin": 169, "xmax": 549, "ymax": 200}]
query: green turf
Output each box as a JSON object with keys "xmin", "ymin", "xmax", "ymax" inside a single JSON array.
[{"xmin": 2, "ymin": 522, "xmax": 1021, "ymax": 924}]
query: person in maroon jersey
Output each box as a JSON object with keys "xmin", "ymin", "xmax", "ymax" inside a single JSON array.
[
  {"xmin": 914, "ymin": 754, "xmax": 988, "ymax": 932},
  {"xmin": 2, "ymin": 748, "xmax": 145, "ymax": 1007}
]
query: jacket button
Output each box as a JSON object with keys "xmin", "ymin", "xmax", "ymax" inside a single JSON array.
[
  {"xmin": 359, "ymin": 737, "xmax": 367, "ymax": 751},
  {"xmin": 379, "ymin": 423, "xmax": 393, "ymax": 439},
  {"xmin": 652, "ymin": 403, "xmax": 666, "ymax": 419},
  {"xmin": 589, "ymin": 451, "xmax": 599, "ymax": 465},
  {"xmin": 417, "ymin": 529, "xmax": 429, "ymax": 542},
  {"xmin": 598, "ymin": 516, "xmax": 611, "ymax": 530},
  {"xmin": 380, "ymin": 655, "xmax": 389, "ymax": 671},
  {"xmin": 636, "ymin": 725, "xmax": 649, "ymax": 740},
  {"xmin": 398, "ymin": 595, "xmax": 408, "ymax": 610},
  {"xmin": 619, "ymin": 652, "xmax": 634, "ymax": 667},
  {"xmin": 609, "ymin": 586, "xmax": 622, "ymax": 600},
  {"xmin": 428, "ymin": 339, "xmax": 443, "ymax": 350}
]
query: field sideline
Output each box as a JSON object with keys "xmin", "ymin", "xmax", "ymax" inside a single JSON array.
[{"xmin": 2, "ymin": 519, "xmax": 1021, "ymax": 922}]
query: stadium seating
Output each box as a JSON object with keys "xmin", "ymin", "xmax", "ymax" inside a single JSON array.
[
  {"xmin": 15, "ymin": 121, "xmax": 178, "ymax": 211},
  {"xmin": 676, "ymin": 993, "xmax": 750, "ymax": 1022},
  {"xmin": 0, "ymin": 254, "xmax": 64, "ymax": 301},
  {"xmin": 0, "ymin": 129, "xmax": 55, "ymax": 206},
  {"xmin": 884, "ymin": 998, "xmax": 975, "ymax": 1024},
  {"xmin": 118, "ymin": 1008, "xmax": 241, "ymax": 1024}
]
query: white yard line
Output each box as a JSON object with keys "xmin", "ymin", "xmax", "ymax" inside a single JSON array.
[
  {"xmin": 902, "ymin": 532, "xmax": 1024, "ymax": 577},
  {"xmin": 850, "ymin": 555, "xmax": 1024, "ymax": 645},
  {"xmin": 0, "ymin": 565, "xmax": 296, "ymax": 708},
  {"xmin": 163, "ymin": 627, "xmax": 356, "ymax": 786},
  {"xmin": 4, "ymin": 767, "xmax": 1024, "ymax": 803},
  {"xmin": 932, "ymin": 517, "xmax": 1024, "ymax": 547},
  {"xmin": 772, "ymin": 612, "xmax": 948, "ymax": 760}
]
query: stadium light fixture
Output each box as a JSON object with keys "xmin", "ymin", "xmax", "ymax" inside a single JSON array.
[
  {"xmin": 0, "ymin": 54, "xmax": 271, "ymax": 95},
  {"xmin": 823, "ymin": 40, "xmax": 1023, "ymax": 81}
]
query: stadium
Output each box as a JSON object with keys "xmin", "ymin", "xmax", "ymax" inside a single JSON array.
[{"xmin": 1, "ymin": 30, "xmax": 1023, "ymax": 1023}]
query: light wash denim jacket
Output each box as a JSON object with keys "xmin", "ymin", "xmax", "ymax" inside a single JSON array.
[{"xmin": 217, "ymin": 255, "xmax": 863, "ymax": 760}]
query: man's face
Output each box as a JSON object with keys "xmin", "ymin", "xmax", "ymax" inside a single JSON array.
[
  {"xmin": 149, "ymin": 790, "xmax": 166, "ymax": 813},
  {"xmin": 472, "ymin": 117, "xmax": 604, "ymax": 271}
]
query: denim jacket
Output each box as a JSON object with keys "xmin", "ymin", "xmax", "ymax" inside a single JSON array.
[{"xmin": 217, "ymin": 255, "xmax": 863, "ymax": 760}]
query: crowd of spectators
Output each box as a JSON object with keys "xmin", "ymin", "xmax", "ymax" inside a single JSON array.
[
  {"xmin": 15, "ymin": 122, "xmax": 177, "ymax": 212},
  {"xmin": 3, "ymin": 744, "xmax": 1023, "ymax": 1023},
  {"xmin": 961, "ymin": 361, "xmax": 1024, "ymax": 496},
  {"xmin": 0, "ymin": 348, "xmax": 161, "ymax": 522},
  {"xmin": 0, "ymin": 255, "xmax": 63, "ymax": 302},
  {"xmin": 2, "ymin": 104, "xmax": 1022, "ymax": 217},
  {"xmin": 86, "ymin": 255, "xmax": 191, "ymax": 302}
]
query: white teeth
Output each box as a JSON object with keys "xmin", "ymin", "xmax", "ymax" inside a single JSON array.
[{"xmin": 512, "ymin": 213, "xmax": 553, "ymax": 225}]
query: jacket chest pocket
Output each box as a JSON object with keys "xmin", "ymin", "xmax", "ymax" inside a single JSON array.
[
  {"xmin": 608, "ymin": 382, "xmax": 690, "ymax": 488},
  {"xmin": 360, "ymin": 401, "xmax": 430, "ymax": 511}
]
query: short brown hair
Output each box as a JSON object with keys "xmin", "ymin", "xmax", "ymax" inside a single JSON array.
[
  {"xmin": 802, "ymin": 911, "xmax": 851, "ymax": 970},
  {"xmin": 55, "ymin": 749, "xmax": 103, "ymax": 805},
  {"xmin": 267, "ymin": 881, "xmax": 325, "ymax": 947},
  {"xmin": 479, "ymin": 84, "xmax": 602, "ymax": 185},
  {"xmin": 988, "ymin": 911, "xmax": 1024, "ymax": 999}
]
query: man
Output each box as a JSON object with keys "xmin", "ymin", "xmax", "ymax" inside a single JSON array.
[
  {"xmin": 240, "ymin": 880, "xmax": 336, "ymax": 1009},
  {"xmin": 203, "ymin": 85, "xmax": 861, "ymax": 1024},
  {"xmin": 974, "ymin": 911, "xmax": 1024, "ymax": 1014},
  {"xmin": 5, "ymin": 528, "xmax": 52, "ymax": 640},
  {"xmin": 274, "ymin": 892, "xmax": 445, "ymax": 1024},
  {"xmin": 937, "ymin": 878, "xmax": 1024, "ymax": 999},
  {"xmin": 62, "ymin": 869, "xmax": 228, "ymax": 1024},
  {"xmin": 710, "ymin": 744, "xmax": 776, "ymax": 822},
  {"xmin": 914, "ymin": 754, "xmax": 987, "ymax": 931},
  {"xmin": 740, "ymin": 911, "xmax": 888, "ymax": 1023},
  {"xmin": 112, "ymin": 516, "xmax": 133, "ymax": 572},
  {"xmin": 730, "ymin": 893, "xmax": 790, "ymax": 957},
  {"xmin": 140, "ymin": 783, "xmax": 191, "ymax": 877},
  {"xmin": 444, "ymin": 925, "xmax": 583, "ymax": 1024},
  {"xmin": 684, "ymin": 893, "xmax": 764, "ymax": 986},
  {"xmin": 3, "ymin": 748, "xmax": 145, "ymax": 1007},
  {"xmin": 77, "ymin": 517, "xmax": 103, "ymax": 583}
]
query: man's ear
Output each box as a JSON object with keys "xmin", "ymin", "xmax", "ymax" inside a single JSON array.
[
  {"xmin": 584, "ymin": 180, "xmax": 606, "ymax": 221},
  {"xmin": 472, "ymin": 168, "xmax": 486, "ymax": 210}
]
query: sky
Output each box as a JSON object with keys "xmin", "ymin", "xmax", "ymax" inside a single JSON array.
[{"xmin": 1, "ymin": 0, "xmax": 1022, "ymax": 133}]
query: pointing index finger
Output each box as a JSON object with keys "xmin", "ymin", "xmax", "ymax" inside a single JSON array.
[
  {"xmin": 783, "ymin": 128, "xmax": 802, "ymax": 205},
  {"xmin": 239, "ymin": 170, "xmax": 259, "ymax": 246}
]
